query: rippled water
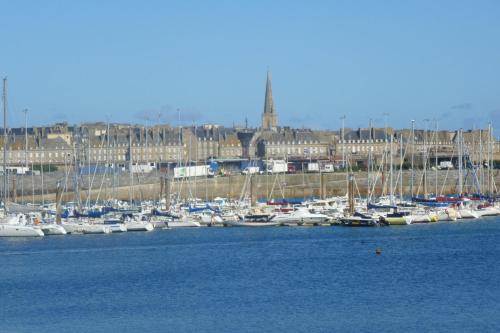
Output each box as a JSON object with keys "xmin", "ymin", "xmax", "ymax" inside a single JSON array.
[{"xmin": 1, "ymin": 220, "xmax": 500, "ymax": 332}]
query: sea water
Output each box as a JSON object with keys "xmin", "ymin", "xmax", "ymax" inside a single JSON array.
[{"xmin": 1, "ymin": 220, "xmax": 499, "ymax": 332}]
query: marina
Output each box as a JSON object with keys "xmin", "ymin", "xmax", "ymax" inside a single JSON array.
[{"xmin": 1, "ymin": 218, "xmax": 499, "ymax": 332}]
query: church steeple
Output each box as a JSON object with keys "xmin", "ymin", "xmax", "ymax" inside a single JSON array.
[{"xmin": 262, "ymin": 70, "xmax": 278, "ymax": 131}]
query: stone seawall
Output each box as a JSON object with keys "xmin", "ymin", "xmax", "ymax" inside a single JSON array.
[{"xmin": 8, "ymin": 169, "xmax": 500, "ymax": 204}]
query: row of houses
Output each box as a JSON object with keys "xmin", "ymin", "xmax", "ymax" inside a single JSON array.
[{"xmin": 0, "ymin": 122, "xmax": 498, "ymax": 168}]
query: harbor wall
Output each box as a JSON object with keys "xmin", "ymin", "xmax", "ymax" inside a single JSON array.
[{"xmin": 8, "ymin": 169, "xmax": 500, "ymax": 204}]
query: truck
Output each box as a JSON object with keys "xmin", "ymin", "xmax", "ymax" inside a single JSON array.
[
  {"xmin": 130, "ymin": 162, "xmax": 157, "ymax": 173},
  {"xmin": 437, "ymin": 161, "xmax": 453, "ymax": 170},
  {"xmin": 174, "ymin": 165, "xmax": 214, "ymax": 179},
  {"xmin": 307, "ymin": 162, "xmax": 320, "ymax": 173},
  {"xmin": 242, "ymin": 166, "xmax": 262, "ymax": 175},
  {"xmin": 321, "ymin": 164, "xmax": 334, "ymax": 173},
  {"xmin": 265, "ymin": 160, "xmax": 287, "ymax": 173}
]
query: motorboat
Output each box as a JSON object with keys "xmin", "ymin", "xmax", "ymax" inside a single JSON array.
[
  {"xmin": 339, "ymin": 212, "xmax": 380, "ymax": 227},
  {"xmin": 271, "ymin": 208, "xmax": 330, "ymax": 226}
]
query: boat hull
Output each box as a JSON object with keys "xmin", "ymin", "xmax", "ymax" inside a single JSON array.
[
  {"xmin": 339, "ymin": 218, "xmax": 378, "ymax": 227},
  {"xmin": 39, "ymin": 224, "xmax": 67, "ymax": 235},
  {"xmin": 125, "ymin": 222, "xmax": 154, "ymax": 232},
  {"xmin": 225, "ymin": 220, "xmax": 280, "ymax": 227}
]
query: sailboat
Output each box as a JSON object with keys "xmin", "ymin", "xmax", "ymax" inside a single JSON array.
[
  {"xmin": 0, "ymin": 214, "xmax": 44, "ymax": 237},
  {"xmin": 0, "ymin": 78, "xmax": 44, "ymax": 237}
]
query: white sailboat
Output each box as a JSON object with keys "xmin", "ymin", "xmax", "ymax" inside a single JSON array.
[
  {"xmin": 0, "ymin": 214, "xmax": 44, "ymax": 237},
  {"xmin": 0, "ymin": 79, "xmax": 44, "ymax": 237},
  {"xmin": 124, "ymin": 214, "xmax": 154, "ymax": 231},
  {"xmin": 36, "ymin": 223, "xmax": 67, "ymax": 235}
]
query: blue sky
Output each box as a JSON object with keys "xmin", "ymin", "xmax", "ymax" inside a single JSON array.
[{"xmin": 1, "ymin": 0, "xmax": 500, "ymax": 131}]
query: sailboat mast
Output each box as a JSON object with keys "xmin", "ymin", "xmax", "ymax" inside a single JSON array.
[
  {"xmin": 2, "ymin": 77, "xmax": 8, "ymax": 204},
  {"xmin": 129, "ymin": 126, "xmax": 133, "ymax": 205},
  {"xmin": 435, "ymin": 120, "xmax": 438, "ymax": 197},
  {"xmin": 367, "ymin": 119, "xmax": 372, "ymax": 202},
  {"xmin": 410, "ymin": 120, "xmax": 415, "ymax": 198},
  {"xmin": 389, "ymin": 134, "xmax": 394, "ymax": 205},
  {"xmin": 399, "ymin": 133, "xmax": 403, "ymax": 202},
  {"xmin": 458, "ymin": 129, "xmax": 463, "ymax": 195},
  {"xmin": 423, "ymin": 121, "xmax": 427, "ymax": 199},
  {"xmin": 23, "ymin": 109, "xmax": 28, "ymax": 204},
  {"xmin": 479, "ymin": 129, "xmax": 483, "ymax": 193}
]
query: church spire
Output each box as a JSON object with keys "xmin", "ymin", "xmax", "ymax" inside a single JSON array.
[
  {"xmin": 264, "ymin": 70, "xmax": 274, "ymax": 115},
  {"xmin": 262, "ymin": 70, "xmax": 278, "ymax": 130}
]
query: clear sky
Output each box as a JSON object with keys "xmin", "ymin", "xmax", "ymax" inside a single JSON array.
[{"xmin": 1, "ymin": 0, "xmax": 500, "ymax": 131}]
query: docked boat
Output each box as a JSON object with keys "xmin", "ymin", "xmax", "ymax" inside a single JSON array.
[
  {"xmin": 125, "ymin": 221, "xmax": 154, "ymax": 231},
  {"xmin": 475, "ymin": 205, "xmax": 500, "ymax": 217},
  {"xmin": 0, "ymin": 214, "xmax": 45, "ymax": 237},
  {"xmin": 61, "ymin": 222, "xmax": 86, "ymax": 234},
  {"xmin": 271, "ymin": 208, "xmax": 330, "ymax": 226},
  {"xmin": 225, "ymin": 219, "xmax": 280, "ymax": 227},
  {"xmin": 123, "ymin": 214, "xmax": 154, "ymax": 231},
  {"xmin": 339, "ymin": 212, "xmax": 380, "ymax": 227},
  {"xmin": 166, "ymin": 219, "xmax": 201, "ymax": 228},
  {"xmin": 37, "ymin": 224, "xmax": 67, "ymax": 235},
  {"xmin": 102, "ymin": 219, "xmax": 128, "ymax": 232},
  {"xmin": 0, "ymin": 223, "xmax": 45, "ymax": 237},
  {"xmin": 435, "ymin": 208, "xmax": 458, "ymax": 221},
  {"xmin": 457, "ymin": 208, "xmax": 479, "ymax": 219},
  {"xmin": 379, "ymin": 211, "xmax": 412, "ymax": 225},
  {"xmin": 82, "ymin": 224, "xmax": 112, "ymax": 234},
  {"xmin": 108, "ymin": 224, "xmax": 128, "ymax": 233}
]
